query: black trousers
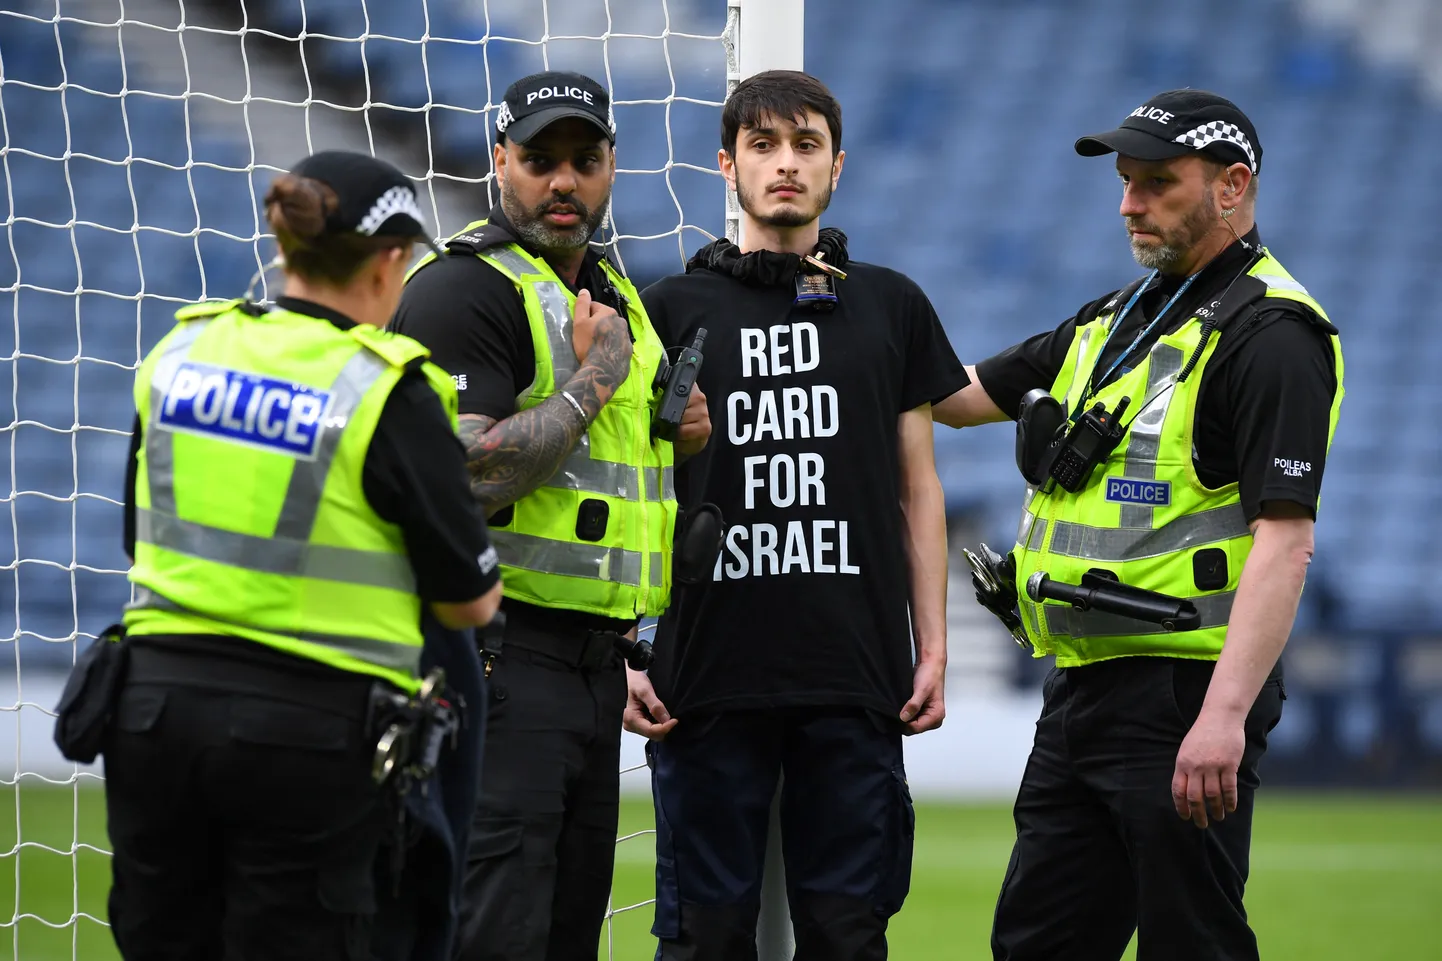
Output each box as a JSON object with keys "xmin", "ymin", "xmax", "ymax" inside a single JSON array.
[
  {"xmin": 104, "ymin": 644, "xmax": 388, "ymax": 961},
  {"xmin": 991, "ymin": 656, "xmax": 1285, "ymax": 961},
  {"xmin": 649, "ymin": 708, "xmax": 915, "ymax": 961},
  {"xmin": 454, "ymin": 623, "xmax": 626, "ymax": 961}
]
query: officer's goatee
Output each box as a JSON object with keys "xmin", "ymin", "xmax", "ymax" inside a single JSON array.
[
  {"xmin": 1127, "ymin": 190, "xmax": 1218, "ymax": 274},
  {"xmin": 504, "ymin": 181, "xmax": 609, "ymax": 252}
]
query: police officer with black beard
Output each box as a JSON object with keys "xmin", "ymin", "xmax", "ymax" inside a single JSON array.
[
  {"xmin": 393, "ymin": 71, "xmax": 708, "ymax": 961},
  {"xmin": 935, "ymin": 90, "xmax": 1344, "ymax": 961}
]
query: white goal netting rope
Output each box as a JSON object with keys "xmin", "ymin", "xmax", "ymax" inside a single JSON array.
[{"xmin": 0, "ymin": 0, "xmax": 735, "ymax": 955}]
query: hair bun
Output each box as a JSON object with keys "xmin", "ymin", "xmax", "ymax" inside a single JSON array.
[{"xmin": 264, "ymin": 174, "xmax": 335, "ymax": 245}]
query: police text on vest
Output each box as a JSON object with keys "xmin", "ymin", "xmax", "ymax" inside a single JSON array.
[
  {"xmin": 1104, "ymin": 476, "xmax": 1172, "ymax": 507},
  {"xmin": 158, "ymin": 362, "xmax": 333, "ymax": 459}
]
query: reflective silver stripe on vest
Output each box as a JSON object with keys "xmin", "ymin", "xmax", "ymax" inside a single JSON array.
[
  {"xmin": 645, "ymin": 466, "xmax": 675, "ymax": 503},
  {"xmin": 547, "ymin": 448, "xmax": 638, "ymax": 499},
  {"xmin": 1254, "ymin": 273, "xmax": 1309, "ymax": 295},
  {"xmin": 650, "ymin": 552, "xmax": 664, "ymax": 587},
  {"xmin": 134, "ymin": 508, "xmax": 418, "ymax": 592},
  {"xmin": 542, "ymin": 455, "xmax": 673, "ymax": 503},
  {"xmin": 1065, "ymin": 326, "xmax": 1097, "ymax": 409},
  {"xmin": 145, "ymin": 320, "xmax": 214, "ymax": 514},
  {"xmin": 1047, "ymin": 504, "xmax": 1250, "ymax": 562},
  {"xmin": 1043, "ymin": 590, "xmax": 1234, "ymax": 638},
  {"xmin": 127, "ymin": 586, "xmax": 421, "ymax": 674},
  {"xmin": 1118, "ymin": 344, "xmax": 1184, "ymax": 529},
  {"xmin": 1017, "ymin": 510, "xmax": 1048, "ymax": 553},
  {"xmin": 486, "ymin": 247, "xmax": 579, "ymax": 385},
  {"xmin": 273, "ymin": 350, "xmax": 390, "ymax": 540},
  {"xmin": 491, "ymin": 530, "xmax": 643, "ymax": 585}
]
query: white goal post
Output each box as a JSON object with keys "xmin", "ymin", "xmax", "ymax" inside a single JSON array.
[{"xmin": 726, "ymin": 8, "xmax": 806, "ymax": 959}]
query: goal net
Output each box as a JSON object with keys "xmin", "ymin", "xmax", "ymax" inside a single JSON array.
[{"xmin": 0, "ymin": 0, "xmax": 748, "ymax": 957}]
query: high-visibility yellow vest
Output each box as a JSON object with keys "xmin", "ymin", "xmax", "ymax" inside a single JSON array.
[
  {"xmin": 408, "ymin": 223, "xmax": 676, "ymax": 618},
  {"xmin": 125, "ymin": 299, "xmax": 459, "ymax": 694},
  {"xmin": 1012, "ymin": 250, "xmax": 1345, "ymax": 667}
]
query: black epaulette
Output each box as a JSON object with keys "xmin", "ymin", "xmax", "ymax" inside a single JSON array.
[{"xmin": 445, "ymin": 223, "xmax": 513, "ymax": 256}]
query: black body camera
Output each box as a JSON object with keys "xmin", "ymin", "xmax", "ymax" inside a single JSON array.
[
  {"xmin": 652, "ymin": 328, "xmax": 707, "ymax": 441},
  {"xmin": 1016, "ymin": 388, "xmax": 1131, "ymax": 493}
]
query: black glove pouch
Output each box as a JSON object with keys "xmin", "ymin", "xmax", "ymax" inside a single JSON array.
[
  {"xmin": 53, "ymin": 623, "xmax": 131, "ymax": 763},
  {"xmin": 1016, "ymin": 388, "xmax": 1067, "ymax": 487},
  {"xmin": 673, "ymin": 503, "xmax": 725, "ymax": 586}
]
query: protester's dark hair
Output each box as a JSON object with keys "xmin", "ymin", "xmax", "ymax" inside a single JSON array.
[
  {"xmin": 264, "ymin": 175, "xmax": 408, "ymax": 285},
  {"xmin": 721, "ymin": 70, "xmax": 842, "ymax": 158}
]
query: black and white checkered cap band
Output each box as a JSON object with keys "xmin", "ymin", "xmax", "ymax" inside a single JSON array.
[{"xmin": 1172, "ymin": 121, "xmax": 1257, "ymax": 173}]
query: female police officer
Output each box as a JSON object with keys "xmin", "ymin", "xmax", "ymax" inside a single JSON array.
[{"xmin": 104, "ymin": 150, "xmax": 502, "ymax": 961}]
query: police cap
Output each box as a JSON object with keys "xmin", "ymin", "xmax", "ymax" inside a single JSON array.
[{"xmin": 1075, "ymin": 89, "xmax": 1262, "ymax": 175}]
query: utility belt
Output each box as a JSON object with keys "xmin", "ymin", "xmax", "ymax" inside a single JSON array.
[
  {"xmin": 125, "ymin": 639, "xmax": 379, "ymax": 716},
  {"xmin": 477, "ymin": 609, "xmax": 653, "ymax": 676},
  {"xmin": 53, "ymin": 627, "xmax": 458, "ymax": 796}
]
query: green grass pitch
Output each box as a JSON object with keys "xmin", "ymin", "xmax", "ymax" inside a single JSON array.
[{"xmin": 0, "ymin": 784, "xmax": 1436, "ymax": 960}]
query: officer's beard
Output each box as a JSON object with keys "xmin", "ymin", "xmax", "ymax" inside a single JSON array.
[
  {"xmin": 1128, "ymin": 191, "xmax": 1217, "ymax": 273},
  {"xmin": 737, "ymin": 177, "xmax": 833, "ymax": 229},
  {"xmin": 503, "ymin": 180, "xmax": 609, "ymax": 254}
]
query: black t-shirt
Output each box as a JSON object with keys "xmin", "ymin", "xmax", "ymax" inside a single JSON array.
[
  {"xmin": 390, "ymin": 206, "xmax": 637, "ymax": 636},
  {"xmin": 643, "ymin": 251, "xmax": 970, "ymax": 719},
  {"xmin": 975, "ymin": 229, "xmax": 1338, "ymax": 521},
  {"xmin": 123, "ymin": 296, "xmax": 498, "ymax": 605}
]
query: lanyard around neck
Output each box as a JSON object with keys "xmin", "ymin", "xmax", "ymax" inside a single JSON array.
[{"xmin": 1077, "ymin": 268, "xmax": 1200, "ymax": 415}]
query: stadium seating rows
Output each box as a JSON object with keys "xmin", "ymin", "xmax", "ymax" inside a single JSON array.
[{"xmin": 0, "ymin": 0, "xmax": 1435, "ymax": 658}]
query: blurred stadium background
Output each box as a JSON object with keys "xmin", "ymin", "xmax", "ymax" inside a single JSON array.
[{"xmin": 0, "ymin": 0, "xmax": 1438, "ymax": 959}]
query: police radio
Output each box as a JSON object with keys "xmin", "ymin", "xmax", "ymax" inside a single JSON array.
[
  {"xmin": 1047, "ymin": 396, "xmax": 1131, "ymax": 492},
  {"xmin": 652, "ymin": 328, "xmax": 707, "ymax": 441},
  {"xmin": 1016, "ymin": 388, "xmax": 1131, "ymax": 493}
]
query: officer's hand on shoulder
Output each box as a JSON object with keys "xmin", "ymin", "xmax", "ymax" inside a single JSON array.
[{"xmin": 571, "ymin": 289, "xmax": 632, "ymax": 374}]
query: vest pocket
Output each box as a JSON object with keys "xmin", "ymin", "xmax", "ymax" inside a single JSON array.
[
  {"xmin": 575, "ymin": 498, "xmax": 610, "ymax": 542},
  {"xmin": 1192, "ymin": 548, "xmax": 1229, "ymax": 591}
]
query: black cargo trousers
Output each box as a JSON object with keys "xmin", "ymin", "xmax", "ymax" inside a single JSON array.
[
  {"xmin": 454, "ymin": 617, "xmax": 627, "ymax": 961},
  {"xmin": 991, "ymin": 656, "xmax": 1286, "ymax": 961},
  {"xmin": 104, "ymin": 639, "xmax": 392, "ymax": 961}
]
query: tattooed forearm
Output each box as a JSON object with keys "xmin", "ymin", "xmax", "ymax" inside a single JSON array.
[{"xmin": 458, "ymin": 318, "xmax": 633, "ymax": 513}]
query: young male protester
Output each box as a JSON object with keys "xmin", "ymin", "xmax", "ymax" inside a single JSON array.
[{"xmin": 629, "ymin": 70, "xmax": 969, "ymax": 961}]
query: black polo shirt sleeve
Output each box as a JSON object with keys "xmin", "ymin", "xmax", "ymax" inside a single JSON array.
[
  {"xmin": 122, "ymin": 375, "xmax": 500, "ymax": 603},
  {"xmin": 390, "ymin": 253, "xmax": 536, "ymax": 422},
  {"xmin": 974, "ymin": 293, "xmax": 1119, "ymax": 418},
  {"xmin": 897, "ymin": 272, "xmax": 970, "ymax": 409},
  {"xmin": 974, "ymin": 317, "xmax": 1080, "ymax": 419},
  {"xmin": 361, "ymin": 371, "xmax": 499, "ymax": 601},
  {"xmin": 1207, "ymin": 307, "xmax": 1338, "ymax": 521},
  {"xmin": 122, "ymin": 414, "xmax": 141, "ymax": 559}
]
